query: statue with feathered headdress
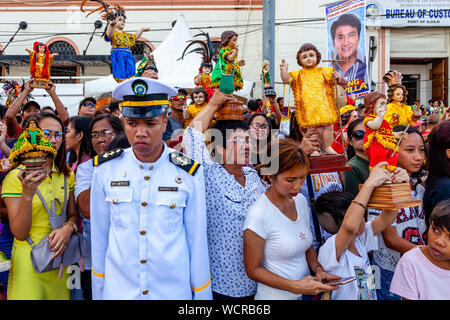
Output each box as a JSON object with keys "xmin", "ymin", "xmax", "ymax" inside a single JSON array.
[
  {"xmin": 80, "ymin": 0, "xmax": 150, "ymax": 83},
  {"xmin": 179, "ymin": 31, "xmax": 215, "ymax": 100}
]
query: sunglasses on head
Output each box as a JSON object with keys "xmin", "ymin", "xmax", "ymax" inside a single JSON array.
[{"xmin": 351, "ymin": 130, "xmax": 365, "ymax": 140}]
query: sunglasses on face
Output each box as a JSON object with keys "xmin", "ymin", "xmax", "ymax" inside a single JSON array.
[
  {"xmin": 83, "ymin": 102, "xmax": 96, "ymax": 108},
  {"xmin": 172, "ymin": 95, "xmax": 186, "ymax": 101},
  {"xmin": 42, "ymin": 129, "xmax": 63, "ymax": 141},
  {"xmin": 351, "ymin": 130, "xmax": 365, "ymax": 140}
]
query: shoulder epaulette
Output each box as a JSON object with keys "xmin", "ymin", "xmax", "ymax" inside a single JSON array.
[
  {"xmin": 93, "ymin": 148, "xmax": 124, "ymax": 167},
  {"xmin": 169, "ymin": 151, "xmax": 200, "ymax": 176}
]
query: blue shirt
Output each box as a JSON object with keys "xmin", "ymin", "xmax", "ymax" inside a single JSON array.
[
  {"xmin": 335, "ymin": 48, "xmax": 368, "ymax": 86},
  {"xmin": 183, "ymin": 127, "xmax": 267, "ymax": 297}
]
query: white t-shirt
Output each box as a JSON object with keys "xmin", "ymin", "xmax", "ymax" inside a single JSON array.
[
  {"xmin": 318, "ymin": 221, "xmax": 378, "ymax": 300},
  {"xmin": 243, "ymin": 193, "xmax": 313, "ymax": 300},
  {"xmin": 390, "ymin": 247, "xmax": 450, "ymax": 300}
]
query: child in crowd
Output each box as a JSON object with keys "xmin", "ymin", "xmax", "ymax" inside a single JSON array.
[
  {"xmin": 316, "ymin": 162, "xmax": 409, "ymax": 300},
  {"xmin": 390, "ymin": 200, "xmax": 450, "ymax": 300}
]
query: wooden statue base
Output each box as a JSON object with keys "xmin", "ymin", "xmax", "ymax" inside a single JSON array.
[
  {"xmin": 359, "ymin": 182, "xmax": 422, "ymax": 210},
  {"xmin": 217, "ymin": 101, "xmax": 245, "ymax": 121},
  {"xmin": 308, "ymin": 154, "xmax": 352, "ymax": 174},
  {"xmin": 29, "ymin": 79, "xmax": 50, "ymax": 89}
]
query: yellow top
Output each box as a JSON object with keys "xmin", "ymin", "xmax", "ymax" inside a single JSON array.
[
  {"xmin": 2, "ymin": 163, "xmax": 75, "ymax": 300},
  {"xmin": 111, "ymin": 30, "xmax": 136, "ymax": 49},
  {"xmin": 289, "ymin": 67, "xmax": 337, "ymax": 129},
  {"xmin": 385, "ymin": 102, "xmax": 416, "ymax": 128}
]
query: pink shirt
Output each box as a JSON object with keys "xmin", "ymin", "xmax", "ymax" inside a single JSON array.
[{"xmin": 390, "ymin": 247, "xmax": 450, "ymax": 300}]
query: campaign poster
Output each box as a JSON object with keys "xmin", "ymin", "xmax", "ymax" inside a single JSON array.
[{"xmin": 325, "ymin": 0, "xmax": 369, "ymax": 97}]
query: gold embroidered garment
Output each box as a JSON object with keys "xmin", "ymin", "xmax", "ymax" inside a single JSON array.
[
  {"xmin": 289, "ymin": 67, "xmax": 338, "ymax": 129},
  {"xmin": 385, "ymin": 103, "xmax": 416, "ymax": 127}
]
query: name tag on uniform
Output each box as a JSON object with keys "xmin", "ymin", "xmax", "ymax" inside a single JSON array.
[
  {"xmin": 111, "ymin": 181, "xmax": 130, "ymax": 187},
  {"xmin": 158, "ymin": 186, "xmax": 178, "ymax": 192}
]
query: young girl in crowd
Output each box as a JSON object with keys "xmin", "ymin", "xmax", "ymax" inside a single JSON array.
[
  {"xmin": 316, "ymin": 162, "xmax": 409, "ymax": 300},
  {"xmin": 390, "ymin": 200, "xmax": 450, "ymax": 300},
  {"xmin": 244, "ymin": 138, "xmax": 340, "ymax": 300},
  {"xmin": 368, "ymin": 125, "xmax": 427, "ymax": 300},
  {"xmin": 66, "ymin": 116, "xmax": 92, "ymax": 172}
]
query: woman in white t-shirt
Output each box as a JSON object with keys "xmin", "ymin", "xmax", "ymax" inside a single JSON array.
[{"xmin": 243, "ymin": 139, "xmax": 340, "ymax": 300}]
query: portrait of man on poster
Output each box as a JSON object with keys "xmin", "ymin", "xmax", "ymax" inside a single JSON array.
[{"xmin": 330, "ymin": 13, "xmax": 368, "ymax": 86}]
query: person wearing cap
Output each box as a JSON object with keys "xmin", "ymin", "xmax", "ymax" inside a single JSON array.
[
  {"xmin": 262, "ymin": 88, "xmax": 282, "ymax": 129},
  {"xmin": 5, "ymin": 80, "xmax": 69, "ymax": 139},
  {"xmin": 163, "ymin": 88, "xmax": 188, "ymax": 144},
  {"xmin": 331, "ymin": 104, "xmax": 358, "ymax": 154},
  {"xmin": 412, "ymin": 119, "xmax": 426, "ymax": 134},
  {"xmin": 78, "ymin": 97, "xmax": 97, "ymax": 117},
  {"xmin": 89, "ymin": 77, "xmax": 211, "ymax": 300}
]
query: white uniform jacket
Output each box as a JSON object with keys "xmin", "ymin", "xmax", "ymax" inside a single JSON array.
[{"xmin": 90, "ymin": 145, "xmax": 212, "ymax": 300}]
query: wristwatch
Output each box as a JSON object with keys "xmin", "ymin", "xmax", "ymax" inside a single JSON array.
[{"xmin": 63, "ymin": 221, "xmax": 78, "ymax": 233}]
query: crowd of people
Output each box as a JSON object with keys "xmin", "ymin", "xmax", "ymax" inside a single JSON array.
[{"xmin": 0, "ymin": 63, "xmax": 448, "ymax": 301}]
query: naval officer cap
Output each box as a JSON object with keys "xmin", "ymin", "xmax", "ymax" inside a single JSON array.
[{"xmin": 112, "ymin": 77, "xmax": 178, "ymax": 118}]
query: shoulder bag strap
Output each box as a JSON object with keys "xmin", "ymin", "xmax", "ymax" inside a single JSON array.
[
  {"xmin": 306, "ymin": 175, "xmax": 324, "ymax": 250},
  {"xmin": 27, "ymin": 175, "xmax": 68, "ymax": 245}
]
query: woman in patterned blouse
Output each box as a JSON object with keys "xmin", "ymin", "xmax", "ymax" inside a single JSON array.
[{"xmin": 183, "ymin": 91, "xmax": 267, "ymax": 300}]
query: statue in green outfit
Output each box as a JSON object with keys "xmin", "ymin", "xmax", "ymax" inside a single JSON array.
[{"xmin": 211, "ymin": 30, "xmax": 245, "ymax": 93}]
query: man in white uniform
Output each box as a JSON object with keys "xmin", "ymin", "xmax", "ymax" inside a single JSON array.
[{"xmin": 90, "ymin": 77, "xmax": 212, "ymax": 300}]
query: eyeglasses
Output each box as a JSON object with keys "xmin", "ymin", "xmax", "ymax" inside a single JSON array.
[
  {"xmin": 251, "ymin": 122, "xmax": 269, "ymax": 130},
  {"xmin": 42, "ymin": 129, "xmax": 63, "ymax": 141},
  {"xmin": 172, "ymin": 95, "xmax": 186, "ymax": 101},
  {"xmin": 83, "ymin": 102, "xmax": 96, "ymax": 108},
  {"xmin": 91, "ymin": 129, "xmax": 113, "ymax": 140},
  {"xmin": 226, "ymin": 136, "xmax": 250, "ymax": 144},
  {"xmin": 351, "ymin": 130, "xmax": 365, "ymax": 140}
]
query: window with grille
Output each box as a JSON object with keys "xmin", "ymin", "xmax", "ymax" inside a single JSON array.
[{"xmin": 48, "ymin": 41, "xmax": 77, "ymax": 83}]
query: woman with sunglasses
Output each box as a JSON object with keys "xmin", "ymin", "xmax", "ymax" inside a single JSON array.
[
  {"xmin": 74, "ymin": 114, "xmax": 123, "ymax": 300},
  {"xmin": 2, "ymin": 112, "xmax": 77, "ymax": 300},
  {"xmin": 343, "ymin": 118, "xmax": 369, "ymax": 197}
]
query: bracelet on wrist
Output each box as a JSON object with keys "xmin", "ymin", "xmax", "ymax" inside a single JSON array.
[
  {"xmin": 351, "ymin": 200, "xmax": 367, "ymax": 210},
  {"xmin": 63, "ymin": 221, "xmax": 77, "ymax": 233}
]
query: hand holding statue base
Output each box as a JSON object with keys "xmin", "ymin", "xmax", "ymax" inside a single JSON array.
[{"xmin": 29, "ymin": 79, "xmax": 50, "ymax": 90}]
